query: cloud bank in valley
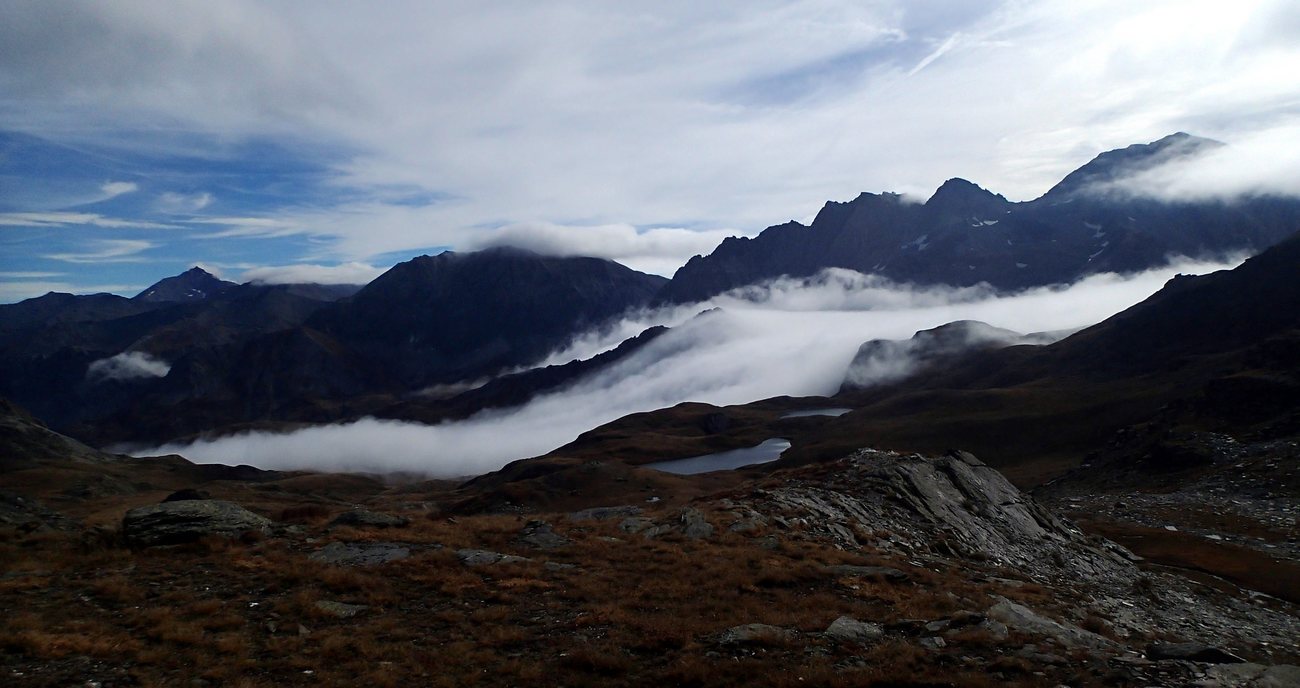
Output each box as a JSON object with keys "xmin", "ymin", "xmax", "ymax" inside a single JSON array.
[
  {"xmin": 142, "ymin": 256, "xmax": 1239, "ymax": 476},
  {"xmin": 240, "ymin": 262, "xmax": 385, "ymax": 285},
  {"xmin": 88, "ymin": 351, "xmax": 171, "ymax": 382}
]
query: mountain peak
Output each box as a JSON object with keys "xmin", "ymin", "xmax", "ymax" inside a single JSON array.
[
  {"xmin": 1041, "ymin": 132, "xmax": 1224, "ymax": 200},
  {"xmin": 134, "ymin": 267, "xmax": 236, "ymax": 303},
  {"xmin": 926, "ymin": 178, "xmax": 1007, "ymax": 209}
]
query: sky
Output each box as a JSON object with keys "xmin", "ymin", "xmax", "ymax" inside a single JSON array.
[{"xmin": 2, "ymin": 0, "xmax": 1299, "ymax": 302}]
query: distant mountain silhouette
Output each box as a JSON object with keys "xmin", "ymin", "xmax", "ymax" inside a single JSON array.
[
  {"xmin": 656, "ymin": 133, "xmax": 1300, "ymax": 304},
  {"xmin": 0, "ymin": 250, "xmax": 667, "ymax": 445},
  {"xmin": 134, "ymin": 267, "xmax": 236, "ymax": 303}
]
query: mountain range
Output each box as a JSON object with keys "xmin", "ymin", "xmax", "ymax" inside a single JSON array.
[
  {"xmin": 3, "ymin": 133, "xmax": 1298, "ymax": 451},
  {"xmin": 657, "ymin": 133, "xmax": 1300, "ymax": 303}
]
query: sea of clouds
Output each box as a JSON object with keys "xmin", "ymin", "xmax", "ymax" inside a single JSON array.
[{"xmin": 141, "ymin": 256, "xmax": 1239, "ymax": 476}]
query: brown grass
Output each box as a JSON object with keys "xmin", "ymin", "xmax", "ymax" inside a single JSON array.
[
  {"xmin": 1084, "ymin": 520, "xmax": 1300, "ymax": 603},
  {"xmin": 0, "ymin": 500, "xmax": 1099, "ymax": 687}
]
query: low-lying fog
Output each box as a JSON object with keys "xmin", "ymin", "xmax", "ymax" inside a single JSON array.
[{"xmin": 141, "ymin": 257, "xmax": 1239, "ymax": 476}]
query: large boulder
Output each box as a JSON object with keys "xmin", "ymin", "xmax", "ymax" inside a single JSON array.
[
  {"xmin": 328, "ymin": 509, "xmax": 409, "ymax": 529},
  {"xmin": 123, "ymin": 500, "xmax": 272, "ymax": 547}
]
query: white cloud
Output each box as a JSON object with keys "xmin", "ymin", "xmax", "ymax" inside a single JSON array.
[
  {"xmin": 0, "ymin": 271, "xmax": 63, "ymax": 279},
  {"xmin": 4, "ymin": 2, "xmax": 1296, "ymax": 271},
  {"xmin": 1087, "ymin": 124, "xmax": 1300, "ymax": 201},
  {"xmin": 156, "ymin": 191, "xmax": 214, "ymax": 213},
  {"xmin": 241, "ymin": 262, "xmax": 384, "ymax": 285},
  {"xmin": 87, "ymin": 351, "xmax": 171, "ymax": 382},
  {"xmin": 140, "ymin": 255, "xmax": 1239, "ymax": 475},
  {"xmin": 100, "ymin": 181, "xmax": 139, "ymax": 199},
  {"xmin": 43, "ymin": 239, "xmax": 155, "ymax": 263},
  {"xmin": 467, "ymin": 222, "xmax": 738, "ymax": 276},
  {"xmin": 0, "ymin": 212, "xmax": 177, "ymax": 229}
]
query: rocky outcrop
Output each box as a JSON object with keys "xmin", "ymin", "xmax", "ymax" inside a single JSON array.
[
  {"xmin": 517, "ymin": 520, "xmax": 570, "ymax": 549},
  {"xmin": 745, "ymin": 449, "xmax": 1134, "ymax": 583},
  {"xmin": 718, "ymin": 624, "xmax": 796, "ymax": 645},
  {"xmin": 122, "ymin": 500, "xmax": 271, "ymax": 547},
  {"xmin": 986, "ymin": 598, "xmax": 1116, "ymax": 650},
  {"xmin": 823, "ymin": 616, "xmax": 883, "ymax": 643}
]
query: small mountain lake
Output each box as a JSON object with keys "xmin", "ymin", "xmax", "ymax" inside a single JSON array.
[
  {"xmin": 779, "ymin": 407, "xmax": 851, "ymax": 419},
  {"xmin": 645, "ymin": 438, "xmax": 791, "ymax": 475}
]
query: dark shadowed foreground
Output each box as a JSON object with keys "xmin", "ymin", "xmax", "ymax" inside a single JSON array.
[{"xmin": 2, "ymin": 399, "xmax": 1296, "ymax": 687}]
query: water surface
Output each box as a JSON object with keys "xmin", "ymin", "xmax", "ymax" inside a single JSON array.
[
  {"xmin": 646, "ymin": 438, "xmax": 791, "ymax": 475},
  {"xmin": 779, "ymin": 407, "xmax": 852, "ymax": 419}
]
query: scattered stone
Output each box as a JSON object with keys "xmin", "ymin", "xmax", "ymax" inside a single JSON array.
[
  {"xmin": 719, "ymin": 623, "xmax": 796, "ymax": 645},
  {"xmin": 618, "ymin": 517, "xmax": 654, "ymax": 534},
  {"xmin": 919, "ymin": 636, "xmax": 947, "ymax": 650},
  {"xmin": 309, "ymin": 542, "xmax": 410, "ymax": 566},
  {"xmin": 680, "ymin": 508, "xmax": 714, "ymax": 539},
  {"xmin": 297, "ymin": 624, "xmax": 310, "ymax": 637},
  {"xmin": 1147, "ymin": 642, "xmax": 1247, "ymax": 664},
  {"xmin": 123, "ymin": 500, "xmax": 272, "ymax": 547},
  {"xmin": 824, "ymin": 564, "xmax": 910, "ymax": 582},
  {"xmin": 162, "ymin": 488, "xmax": 210, "ymax": 502},
  {"xmin": 641, "ymin": 523, "xmax": 674, "ymax": 540},
  {"xmin": 924, "ymin": 619, "xmax": 950, "ymax": 633},
  {"xmin": 314, "ymin": 600, "xmax": 368, "ymax": 619},
  {"xmin": 978, "ymin": 619, "xmax": 1010, "ymax": 641},
  {"xmin": 328, "ymin": 509, "xmax": 409, "ymax": 529},
  {"xmin": 456, "ymin": 549, "xmax": 530, "ymax": 566},
  {"xmin": 1016, "ymin": 644, "xmax": 1065, "ymax": 664},
  {"xmin": 517, "ymin": 520, "xmax": 570, "ymax": 549},
  {"xmin": 544, "ymin": 561, "xmax": 576, "ymax": 572},
  {"xmin": 568, "ymin": 505, "xmax": 643, "ymax": 521},
  {"xmin": 987, "ymin": 599, "xmax": 1115, "ymax": 650},
  {"xmin": 1195, "ymin": 663, "xmax": 1300, "ymax": 688},
  {"xmin": 824, "ymin": 616, "xmax": 884, "ymax": 643}
]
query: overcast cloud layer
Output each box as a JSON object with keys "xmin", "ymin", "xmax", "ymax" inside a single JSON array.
[
  {"xmin": 2, "ymin": 1, "xmax": 1298, "ymax": 299},
  {"xmin": 141, "ymin": 256, "xmax": 1238, "ymax": 475}
]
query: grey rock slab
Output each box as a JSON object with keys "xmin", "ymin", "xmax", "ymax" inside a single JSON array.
[
  {"xmin": 456, "ymin": 549, "xmax": 530, "ymax": 566},
  {"xmin": 680, "ymin": 508, "xmax": 714, "ymax": 540},
  {"xmin": 824, "ymin": 616, "xmax": 884, "ymax": 643},
  {"xmin": 517, "ymin": 520, "xmax": 570, "ymax": 549},
  {"xmin": 123, "ymin": 500, "xmax": 271, "ymax": 547},
  {"xmin": 641, "ymin": 523, "xmax": 675, "ymax": 540},
  {"xmin": 309, "ymin": 542, "xmax": 410, "ymax": 566},
  {"xmin": 719, "ymin": 623, "xmax": 796, "ymax": 645},
  {"xmin": 978, "ymin": 619, "xmax": 1010, "ymax": 641},
  {"xmin": 987, "ymin": 598, "xmax": 1116, "ymax": 650},
  {"xmin": 315, "ymin": 600, "xmax": 368, "ymax": 619},
  {"xmin": 919, "ymin": 636, "xmax": 947, "ymax": 650},
  {"xmin": 568, "ymin": 505, "xmax": 642, "ymax": 521},
  {"xmin": 328, "ymin": 509, "xmax": 410, "ymax": 529},
  {"xmin": 618, "ymin": 517, "xmax": 654, "ymax": 534}
]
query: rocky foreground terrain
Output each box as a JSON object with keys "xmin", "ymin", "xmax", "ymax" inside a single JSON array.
[{"xmin": 3, "ymin": 397, "xmax": 1297, "ymax": 687}]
